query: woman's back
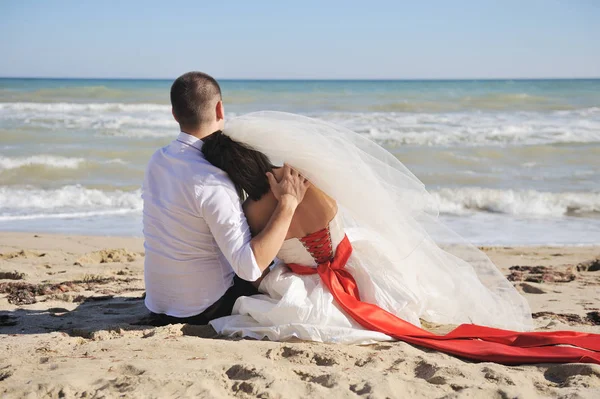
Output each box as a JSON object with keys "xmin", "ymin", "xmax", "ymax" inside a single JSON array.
[{"xmin": 243, "ymin": 168, "xmax": 337, "ymax": 240}]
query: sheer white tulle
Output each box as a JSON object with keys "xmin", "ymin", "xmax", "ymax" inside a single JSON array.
[{"xmin": 210, "ymin": 111, "xmax": 533, "ymax": 343}]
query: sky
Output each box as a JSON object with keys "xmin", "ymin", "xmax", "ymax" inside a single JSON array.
[{"xmin": 1, "ymin": 0, "xmax": 599, "ymax": 80}]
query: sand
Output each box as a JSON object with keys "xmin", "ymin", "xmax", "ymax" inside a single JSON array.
[{"xmin": 1, "ymin": 232, "xmax": 599, "ymax": 398}]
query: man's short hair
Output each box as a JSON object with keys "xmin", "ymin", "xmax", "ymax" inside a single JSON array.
[{"xmin": 170, "ymin": 72, "xmax": 222, "ymax": 130}]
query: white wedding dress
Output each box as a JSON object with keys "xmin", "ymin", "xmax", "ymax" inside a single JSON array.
[
  {"xmin": 211, "ymin": 211, "xmax": 532, "ymax": 344},
  {"xmin": 209, "ymin": 112, "xmax": 533, "ymax": 344}
]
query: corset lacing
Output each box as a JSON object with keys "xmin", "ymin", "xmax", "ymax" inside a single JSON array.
[{"xmin": 298, "ymin": 227, "xmax": 334, "ymax": 265}]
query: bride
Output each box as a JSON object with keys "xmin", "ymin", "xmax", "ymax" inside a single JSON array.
[{"xmin": 202, "ymin": 111, "xmax": 599, "ymax": 364}]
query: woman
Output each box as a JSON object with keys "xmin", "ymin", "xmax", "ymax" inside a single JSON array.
[{"xmin": 203, "ymin": 112, "xmax": 599, "ymax": 364}]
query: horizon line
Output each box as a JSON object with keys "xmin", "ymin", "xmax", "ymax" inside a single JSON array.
[{"xmin": 1, "ymin": 76, "xmax": 600, "ymax": 82}]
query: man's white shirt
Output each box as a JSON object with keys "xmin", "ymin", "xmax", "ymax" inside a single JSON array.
[{"xmin": 142, "ymin": 132, "xmax": 261, "ymax": 317}]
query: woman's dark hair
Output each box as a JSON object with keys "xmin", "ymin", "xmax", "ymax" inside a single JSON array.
[{"xmin": 202, "ymin": 131, "xmax": 275, "ymax": 201}]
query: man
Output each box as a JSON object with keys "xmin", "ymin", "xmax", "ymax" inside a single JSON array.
[{"xmin": 142, "ymin": 71, "xmax": 309, "ymax": 325}]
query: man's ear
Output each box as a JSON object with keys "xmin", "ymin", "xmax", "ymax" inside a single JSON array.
[
  {"xmin": 216, "ymin": 100, "xmax": 224, "ymax": 121},
  {"xmin": 171, "ymin": 107, "xmax": 178, "ymax": 123}
]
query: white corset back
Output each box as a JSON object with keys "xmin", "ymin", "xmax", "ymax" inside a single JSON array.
[{"xmin": 276, "ymin": 212, "xmax": 346, "ymax": 267}]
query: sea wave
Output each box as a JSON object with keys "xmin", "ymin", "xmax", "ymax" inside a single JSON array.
[
  {"xmin": 432, "ymin": 188, "xmax": 600, "ymax": 217},
  {"xmin": 0, "ymin": 209, "xmax": 139, "ymax": 222},
  {"xmin": 0, "ymin": 86, "xmax": 167, "ymax": 103},
  {"xmin": 365, "ymin": 93, "xmax": 576, "ymax": 112},
  {"xmin": 0, "ymin": 102, "xmax": 169, "ymax": 112},
  {"xmin": 1, "ymin": 85, "xmax": 595, "ymax": 112},
  {"xmin": 2, "ymin": 102, "xmax": 598, "ymax": 146},
  {"xmin": 3, "ymin": 101, "xmax": 599, "ymax": 115},
  {"xmin": 0, "ymin": 102, "xmax": 175, "ymax": 132},
  {"xmin": 0, "ymin": 185, "xmax": 142, "ymax": 213},
  {"xmin": 1, "ymin": 185, "xmax": 598, "ymax": 221},
  {"xmin": 319, "ymin": 111, "xmax": 600, "ymax": 146},
  {"xmin": 0, "ymin": 155, "xmax": 84, "ymax": 169},
  {"xmin": 0, "ymin": 155, "xmax": 126, "ymax": 170}
]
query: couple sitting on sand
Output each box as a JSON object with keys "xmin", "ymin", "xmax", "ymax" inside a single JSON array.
[{"xmin": 142, "ymin": 72, "xmax": 599, "ymax": 365}]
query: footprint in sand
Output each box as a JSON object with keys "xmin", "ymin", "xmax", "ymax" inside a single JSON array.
[
  {"xmin": 118, "ymin": 364, "xmax": 146, "ymax": 376},
  {"xmin": 265, "ymin": 346, "xmax": 338, "ymax": 367},
  {"xmin": 349, "ymin": 381, "xmax": 372, "ymax": 395},
  {"xmin": 225, "ymin": 364, "xmax": 262, "ymax": 381},
  {"xmin": 293, "ymin": 370, "xmax": 338, "ymax": 388},
  {"xmin": 231, "ymin": 381, "xmax": 256, "ymax": 395},
  {"xmin": 354, "ymin": 355, "xmax": 377, "ymax": 367},
  {"xmin": 0, "ymin": 250, "xmax": 46, "ymax": 260},
  {"xmin": 481, "ymin": 366, "xmax": 515, "ymax": 386},
  {"xmin": 544, "ymin": 364, "xmax": 600, "ymax": 388},
  {"xmin": 312, "ymin": 353, "xmax": 337, "ymax": 366},
  {"xmin": 414, "ymin": 360, "xmax": 438, "ymax": 380},
  {"xmin": 0, "ymin": 365, "xmax": 14, "ymax": 382},
  {"xmin": 226, "ymin": 365, "xmax": 264, "ymax": 395},
  {"xmin": 265, "ymin": 346, "xmax": 308, "ymax": 361},
  {"xmin": 76, "ymin": 249, "xmax": 142, "ymax": 265},
  {"xmin": 384, "ymin": 358, "xmax": 406, "ymax": 373}
]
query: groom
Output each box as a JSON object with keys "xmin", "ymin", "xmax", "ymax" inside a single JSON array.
[{"xmin": 142, "ymin": 71, "xmax": 308, "ymax": 325}]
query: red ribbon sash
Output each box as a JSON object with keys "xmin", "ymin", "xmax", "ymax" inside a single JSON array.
[{"xmin": 288, "ymin": 235, "xmax": 600, "ymax": 365}]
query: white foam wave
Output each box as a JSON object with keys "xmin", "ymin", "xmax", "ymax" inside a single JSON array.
[
  {"xmin": 320, "ymin": 111, "xmax": 600, "ymax": 146},
  {"xmin": 0, "ymin": 185, "xmax": 142, "ymax": 213},
  {"xmin": 100, "ymin": 129, "xmax": 176, "ymax": 138},
  {"xmin": 0, "ymin": 209, "xmax": 138, "ymax": 222},
  {"xmin": 0, "ymin": 102, "xmax": 175, "ymax": 133},
  {"xmin": 432, "ymin": 188, "xmax": 600, "ymax": 217},
  {"xmin": 0, "ymin": 155, "xmax": 127, "ymax": 170},
  {"xmin": 104, "ymin": 158, "xmax": 127, "ymax": 165},
  {"xmin": 1, "ymin": 185, "xmax": 597, "ymax": 223},
  {"xmin": 0, "ymin": 102, "xmax": 169, "ymax": 113},
  {"xmin": 0, "ymin": 155, "xmax": 84, "ymax": 169},
  {"xmin": 1, "ymin": 102, "xmax": 600, "ymax": 145}
]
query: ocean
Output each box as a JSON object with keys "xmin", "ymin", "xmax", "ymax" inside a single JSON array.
[{"xmin": 0, "ymin": 78, "xmax": 599, "ymax": 245}]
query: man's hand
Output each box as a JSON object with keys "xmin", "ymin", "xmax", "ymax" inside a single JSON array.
[
  {"xmin": 250, "ymin": 164, "xmax": 310, "ymax": 271},
  {"xmin": 266, "ymin": 164, "xmax": 310, "ymax": 207}
]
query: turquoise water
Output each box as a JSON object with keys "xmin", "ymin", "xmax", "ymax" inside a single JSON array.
[
  {"xmin": 1, "ymin": 78, "xmax": 599, "ymax": 244},
  {"xmin": 2, "ymin": 78, "xmax": 599, "ymax": 111}
]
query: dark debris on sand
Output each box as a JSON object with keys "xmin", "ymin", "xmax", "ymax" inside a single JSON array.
[
  {"xmin": 0, "ymin": 277, "xmax": 138, "ymax": 305},
  {"xmin": 0, "ymin": 271, "xmax": 26, "ymax": 280},
  {"xmin": 576, "ymin": 258, "xmax": 600, "ymax": 272},
  {"xmin": 532, "ymin": 311, "xmax": 600, "ymax": 326},
  {"xmin": 507, "ymin": 266, "xmax": 576, "ymax": 284},
  {"xmin": 0, "ymin": 281, "xmax": 77, "ymax": 305}
]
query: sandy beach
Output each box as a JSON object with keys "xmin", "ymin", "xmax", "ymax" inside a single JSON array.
[{"xmin": 0, "ymin": 232, "xmax": 598, "ymax": 398}]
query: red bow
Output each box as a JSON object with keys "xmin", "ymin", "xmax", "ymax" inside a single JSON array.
[{"xmin": 288, "ymin": 235, "xmax": 600, "ymax": 365}]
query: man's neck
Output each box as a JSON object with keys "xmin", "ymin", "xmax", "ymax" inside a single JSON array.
[{"xmin": 181, "ymin": 125, "xmax": 220, "ymax": 140}]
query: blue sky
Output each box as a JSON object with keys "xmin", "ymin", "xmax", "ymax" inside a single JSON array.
[{"xmin": 1, "ymin": 0, "xmax": 599, "ymax": 79}]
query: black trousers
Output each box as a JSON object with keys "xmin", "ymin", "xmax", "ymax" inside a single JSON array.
[{"xmin": 147, "ymin": 276, "xmax": 259, "ymax": 326}]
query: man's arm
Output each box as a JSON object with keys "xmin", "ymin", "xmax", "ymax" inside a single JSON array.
[
  {"xmin": 201, "ymin": 164, "xmax": 309, "ymax": 280},
  {"xmin": 249, "ymin": 196, "xmax": 296, "ymax": 270},
  {"xmin": 250, "ymin": 165, "xmax": 309, "ymax": 270}
]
